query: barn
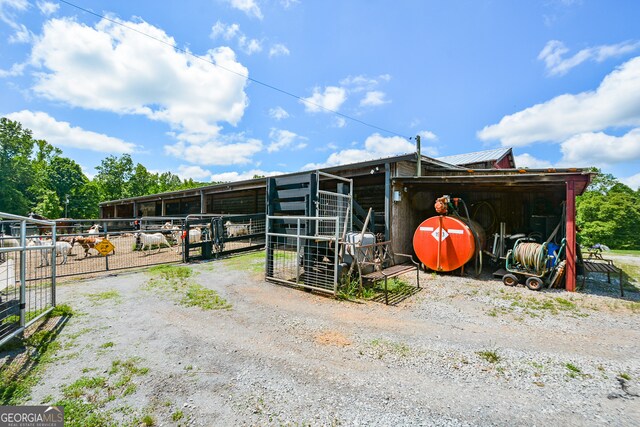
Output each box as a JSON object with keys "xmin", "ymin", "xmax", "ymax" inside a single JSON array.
[{"xmin": 99, "ymin": 147, "xmax": 592, "ymax": 292}]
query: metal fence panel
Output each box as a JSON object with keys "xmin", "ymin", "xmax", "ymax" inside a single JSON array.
[
  {"xmin": 266, "ymin": 216, "xmax": 339, "ymax": 294},
  {"xmin": 0, "ymin": 214, "xmax": 56, "ymax": 347}
]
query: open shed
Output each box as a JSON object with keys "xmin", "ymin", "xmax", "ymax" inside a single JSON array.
[{"xmin": 390, "ymin": 169, "xmax": 592, "ymax": 291}]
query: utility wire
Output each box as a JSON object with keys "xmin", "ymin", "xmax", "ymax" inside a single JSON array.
[{"xmin": 58, "ymin": 0, "xmax": 411, "ymax": 139}]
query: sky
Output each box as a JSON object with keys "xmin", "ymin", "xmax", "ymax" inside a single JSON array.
[{"xmin": 1, "ymin": 0, "xmax": 639, "ymax": 189}]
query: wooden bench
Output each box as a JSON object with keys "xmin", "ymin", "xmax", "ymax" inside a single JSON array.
[
  {"xmin": 353, "ymin": 240, "xmax": 420, "ymax": 304},
  {"xmin": 581, "ymin": 258, "xmax": 624, "ymax": 297}
]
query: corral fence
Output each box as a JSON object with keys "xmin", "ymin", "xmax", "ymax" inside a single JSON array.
[
  {"xmin": 0, "ymin": 213, "xmax": 56, "ymax": 347},
  {"xmin": 265, "ymin": 216, "xmax": 340, "ymax": 295},
  {"xmin": 1, "ymin": 217, "xmax": 185, "ymax": 283},
  {"xmin": 184, "ymin": 213, "xmax": 266, "ymax": 262}
]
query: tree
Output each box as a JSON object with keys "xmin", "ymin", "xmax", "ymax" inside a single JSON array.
[
  {"xmin": 128, "ymin": 163, "xmax": 156, "ymax": 197},
  {"xmin": 94, "ymin": 154, "xmax": 134, "ymax": 201},
  {"xmin": 577, "ymin": 171, "xmax": 640, "ymax": 249},
  {"xmin": 32, "ymin": 189, "xmax": 62, "ymax": 219},
  {"xmin": 0, "ymin": 118, "xmax": 37, "ymax": 214}
]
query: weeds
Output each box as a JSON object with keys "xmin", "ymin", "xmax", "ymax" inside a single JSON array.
[
  {"xmin": 477, "ymin": 350, "xmax": 501, "ymax": 364},
  {"xmin": 370, "ymin": 339, "xmax": 412, "ymax": 358},
  {"xmin": 172, "ymin": 410, "xmax": 184, "ymax": 421},
  {"xmin": 99, "ymin": 341, "xmax": 114, "ymax": 349},
  {"xmin": 86, "ymin": 289, "xmax": 121, "ymax": 304},
  {"xmin": 0, "ymin": 304, "xmax": 73, "ymax": 405},
  {"xmin": 180, "ymin": 284, "xmax": 231, "ymax": 310},
  {"xmin": 54, "ymin": 357, "xmax": 149, "ymax": 426},
  {"xmin": 220, "ymin": 250, "xmax": 265, "ymax": 274},
  {"xmin": 618, "ymin": 372, "xmax": 632, "ymax": 381}
]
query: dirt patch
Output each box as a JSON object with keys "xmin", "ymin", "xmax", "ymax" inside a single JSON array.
[{"xmin": 314, "ymin": 330, "xmax": 352, "ymax": 347}]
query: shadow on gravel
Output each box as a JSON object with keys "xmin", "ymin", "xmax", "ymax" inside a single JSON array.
[
  {"xmin": 370, "ymin": 285, "xmax": 423, "ymax": 306},
  {"xmin": 0, "ymin": 311, "xmax": 72, "ymax": 404}
]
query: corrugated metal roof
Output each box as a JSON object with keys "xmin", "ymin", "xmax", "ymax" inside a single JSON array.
[{"xmin": 437, "ymin": 147, "xmax": 512, "ymax": 166}]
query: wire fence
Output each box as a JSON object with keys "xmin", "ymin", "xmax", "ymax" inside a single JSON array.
[
  {"xmin": 0, "ymin": 214, "xmax": 57, "ymax": 347},
  {"xmin": 266, "ymin": 216, "xmax": 340, "ymax": 294}
]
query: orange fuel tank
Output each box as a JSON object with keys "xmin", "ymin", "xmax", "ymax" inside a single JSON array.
[{"xmin": 413, "ymin": 216, "xmax": 478, "ymax": 272}]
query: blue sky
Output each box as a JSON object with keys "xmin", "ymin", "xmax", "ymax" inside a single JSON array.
[{"xmin": 1, "ymin": 0, "xmax": 639, "ymax": 188}]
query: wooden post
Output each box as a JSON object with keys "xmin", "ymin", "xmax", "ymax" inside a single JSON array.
[
  {"xmin": 161, "ymin": 199, "xmax": 166, "ymax": 216},
  {"xmin": 200, "ymin": 190, "xmax": 206, "ymax": 214},
  {"xmin": 566, "ymin": 179, "xmax": 576, "ymax": 292}
]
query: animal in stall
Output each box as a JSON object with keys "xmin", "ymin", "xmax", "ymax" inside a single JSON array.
[
  {"xmin": 73, "ymin": 236, "xmax": 100, "ymax": 258},
  {"xmin": 27, "ymin": 238, "xmax": 73, "ymax": 266},
  {"xmin": 134, "ymin": 232, "xmax": 170, "ymax": 254},
  {"xmin": 173, "ymin": 228, "xmax": 201, "ymax": 254},
  {"xmin": 87, "ymin": 224, "xmax": 101, "ymax": 235},
  {"xmin": 224, "ymin": 221, "xmax": 250, "ymax": 238},
  {"xmin": 0, "ymin": 234, "xmax": 20, "ymax": 263}
]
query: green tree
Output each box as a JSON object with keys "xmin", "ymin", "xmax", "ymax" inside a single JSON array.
[
  {"xmin": 128, "ymin": 163, "xmax": 156, "ymax": 197},
  {"xmin": 577, "ymin": 171, "xmax": 640, "ymax": 249},
  {"xmin": 94, "ymin": 154, "xmax": 134, "ymax": 201},
  {"xmin": 32, "ymin": 189, "xmax": 62, "ymax": 219},
  {"xmin": 0, "ymin": 118, "xmax": 37, "ymax": 214}
]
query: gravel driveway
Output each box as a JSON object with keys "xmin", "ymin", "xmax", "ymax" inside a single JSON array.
[{"xmin": 24, "ymin": 252, "xmax": 640, "ymax": 426}]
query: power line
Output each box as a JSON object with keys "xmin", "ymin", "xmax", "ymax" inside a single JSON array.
[{"xmin": 57, "ymin": 0, "xmax": 411, "ymax": 139}]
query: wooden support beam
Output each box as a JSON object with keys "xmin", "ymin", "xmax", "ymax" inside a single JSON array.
[{"xmin": 566, "ymin": 179, "xmax": 576, "ymax": 292}]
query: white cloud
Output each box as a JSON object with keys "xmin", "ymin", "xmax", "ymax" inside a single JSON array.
[
  {"xmin": 164, "ymin": 137, "xmax": 263, "ymax": 166},
  {"xmin": 418, "ymin": 130, "xmax": 438, "ymax": 141},
  {"xmin": 304, "ymin": 133, "xmax": 418, "ymax": 169},
  {"xmin": 5, "ymin": 110, "xmax": 136, "ymax": 153},
  {"xmin": 301, "ymin": 86, "xmax": 347, "ymax": 113},
  {"xmin": 36, "ymin": 0, "xmax": 58, "ymax": 15},
  {"xmin": 210, "ymin": 21, "xmax": 262, "ymax": 55},
  {"xmin": 340, "ymin": 74, "xmax": 391, "ymax": 93},
  {"xmin": 539, "ymin": 39, "xmax": 640, "ymax": 76},
  {"xmin": 514, "ymin": 153, "xmax": 553, "ymax": 169},
  {"xmin": 227, "ymin": 0, "xmax": 263, "ymax": 19},
  {"xmin": 80, "ymin": 164, "xmax": 96, "ymax": 180},
  {"xmin": 334, "ymin": 117, "xmax": 346, "ymax": 128},
  {"xmin": 28, "ymin": 17, "xmax": 252, "ymax": 162},
  {"xmin": 177, "ymin": 165, "xmax": 212, "ymax": 181},
  {"xmin": 478, "ymin": 56, "xmax": 640, "ymax": 147},
  {"xmin": 0, "ymin": 61, "xmax": 25, "ymax": 77},
  {"xmin": 559, "ymin": 128, "xmax": 640, "ymax": 167},
  {"xmin": 210, "ymin": 169, "xmax": 282, "ymax": 182},
  {"xmin": 267, "ymin": 128, "xmax": 306, "ymax": 153},
  {"xmin": 0, "ymin": 0, "xmax": 31, "ymax": 43},
  {"xmin": 269, "ymin": 43, "xmax": 290, "ymax": 58},
  {"xmin": 622, "ymin": 172, "xmax": 640, "ymax": 190},
  {"xmin": 268, "ymin": 106, "xmax": 289, "ymax": 120},
  {"xmin": 360, "ymin": 91, "xmax": 389, "ymax": 107},
  {"xmin": 279, "ymin": 0, "xmax": 299, "ymax": 8}
]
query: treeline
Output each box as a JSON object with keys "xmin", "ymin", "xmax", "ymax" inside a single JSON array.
[
  {"xmin": 0, "ymin": 117, "xmax": 207, "ymax": 219},
  {"xmin": 576, "ymin": 169, "xmax": 640, "ymax": 250}
]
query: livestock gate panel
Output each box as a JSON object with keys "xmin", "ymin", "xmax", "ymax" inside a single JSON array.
[
  {"xmin": 316, "ymin": 172, "xmax": 353, "ymax": 237},
  {"xmin": 0, "ymin": 213, "xmax": 57, "ymax": 347},
  {"xmin": 266, "ymin": 216, "xmax": 340, "ymax": 294},
  {"xmin": 27, "ymin": 217, "xmax": 184, "ymax": 280},
  {"xmin": 183, "ymin": 213, "xmax": 265, "ymax": 262}
]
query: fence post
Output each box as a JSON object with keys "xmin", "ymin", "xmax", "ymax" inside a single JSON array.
[
  {"xmin": 19, "ymin": 220, "xmax": 26, "ymax": 329},
  {"xmin": 104, "ymin": 222, "xmax": 109, "ymax": 271},
  {"xmin": 51, "ymin": 223, "xmax": 57, "ymax": 306},
  {"xmin": 296, "ymin": 218, "xmax": 301, "ymax": 285}
]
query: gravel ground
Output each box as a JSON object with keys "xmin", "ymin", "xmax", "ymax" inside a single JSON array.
[{"xmin": 21, "ymin": 251, "xmax": 640, "ymax": 426}]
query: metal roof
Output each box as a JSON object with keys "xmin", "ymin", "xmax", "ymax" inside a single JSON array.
[{"xmin": 437, "ymin": 147, "xmax": 512, "ymax": 166}]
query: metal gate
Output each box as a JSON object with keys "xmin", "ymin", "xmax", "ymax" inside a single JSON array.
[
  {"xmin": 0, "ymin": 213, "xmax": 57, "ymax": 347},
  {"xmin": 265, "ymin": 216, "xmax": 340, "ymax": 294},
  {"xmin": 183, "ymin": 213, "xmax": 265, "ymax": 262}
]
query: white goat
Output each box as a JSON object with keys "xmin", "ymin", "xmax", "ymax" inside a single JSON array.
[
  {"xmin": 135, "ymin": 232, "xmax": 170, "ymax": 254},
  {"xmin": 0, "ymin": 234, "xmax": 20, "ymax": 263},
  {"xmin": 28, "ymin": 238, "xmax": 73, "ymax": 266},
  {"xmin": 172, "ymin": 228, "xmax": 201, "ymax": 254},
  {"xmin": 225, "ymin": 221, "xmax": 250, "ymax": 238},
  {"xmin": 87, "ymin": 224, "xmax": 101, "ymax": 235}
]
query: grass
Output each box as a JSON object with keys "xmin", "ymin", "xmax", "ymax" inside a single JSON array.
[
  {"xmin": 86, "ymin": 289, "xmax": 121, "ymax": 304},
  {"xmin": 477, "ymin": 349, "xmax": 501, "ymax": 364},
  {"xmin": 609, "ymin": 249, "xmax": 640, "ymax": 256},
  {"xmin": 220, "ymin": 250, "xmax": 265, "ymax": 274},
  {"xmin": 370, "ymin": 339, "xmax": 412, "ymax": 358},
  {"xmin": 180, "ymin": 284, "xmax": 231, "ymax": 310},
  {"xmin": 54, "ymin": 357, "xmax": 150, "ymax": 427},
  {"xmin": 619, "ymin": 372, "xmax": 632, "ymax": 381},
  {"xmin": 0, "ymin": 304, "xmax": 73, "ymax": 405},
  {"xmin": 565, "ymin": 362, "xmax": 582, "ymax": 378},
  {"xmin": 99, "ymin": 341, "xmax": 114, "ymax": 349},
  {"xmin": 172, "ymin": 410, "xmax": 184, "ymax": 421},
  {"xmin": 338, "ymin": 277, "xmax": 411, "ymax": 301},
  {"xmin": 145, "ymin": 265, "xmax": 232, "ymax": 311},
  {"xmin": 493, "ymin": 292, "xmax": 587, "ymax": 318}
]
